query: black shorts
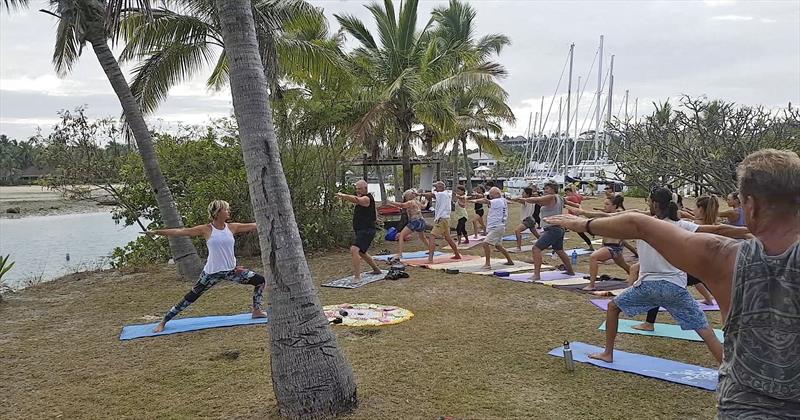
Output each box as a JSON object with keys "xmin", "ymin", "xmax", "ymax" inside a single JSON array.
[
  {"xmin": 687, "ymin": 274, "xmax": 703, "ymax": 286},
  {"xmin": 352, "ymin": 228, "xmax": 376, "ymax": 254},
  {"xmin": 475, "ymin": 209, "xmax": 485, "ymax": 217}
]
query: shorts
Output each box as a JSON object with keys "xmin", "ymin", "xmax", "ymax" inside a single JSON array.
[
  {"xmin": 407, "ymin": 218, "xmax": 427, "ymax": 233},
  {"xmin": 687, "ymin": 274, "xmax": 702, "ymax": 286},
  {"xmin": 522, "ymin": 217, "xmax": 537, "ymax": 231},
  {"xmin": 485, "ymin": 227, "xmax": 505, "ymax": 245},
  {"xmin": 352, "ymin": 228, "xmax": 376, "ymax": 253},
  {"xmin": 613, "ymin": 280, "xmax": 709, "ymax": 330},
  {"xmin": 603, "ymin": 243, "xmax": 624, "ymax": 258},
  {"xmin": 431, "ymin": 218, "xmax": 450, "ymax": 237},
  {"xmin": 534, "ymin": 226, "xmax": 565, "ymax": 251},
  {"xmin": 475, "ymin": 208, "xmax": 485, "ymax": 217}
]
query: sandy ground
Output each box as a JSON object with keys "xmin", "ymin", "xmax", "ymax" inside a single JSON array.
[
  {"xmin": 0, "ymin": 196, "xmax": 724, "ymax": 419},
  {"xmin": 0, "ymin": 185, "xmax": 113, "ymax": 218}
]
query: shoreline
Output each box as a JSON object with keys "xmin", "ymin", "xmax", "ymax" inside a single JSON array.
[{"xmin": 1, "ymin": 185, "xmax": 117, "ymax": 219}]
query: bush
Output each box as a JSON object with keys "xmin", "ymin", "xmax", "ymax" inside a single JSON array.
[
  {"xmin": 109, "ymin": 121, "xmax": 354, "ymax": 268},
  {"xmin": 625, "ymin": 186, "xmax": 649, "ymax": 198}
]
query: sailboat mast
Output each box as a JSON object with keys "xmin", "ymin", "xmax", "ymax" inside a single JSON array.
[
  {"xmin": 573, "ymin": 75, "xmax": 581, "ymax": 168},
  {"xmin": 624, "ymin": 90, "xmax": 629, "ymax": 120},
  {"xmin": 539, "ymin": 96, "xmax": 545, "ymax": 136},
  {"xmin": 605, "ymin": 54, "xmax": 615, "ymax": 160},
  {"xmin": 564, "ymin": 43, "xmax": 574, "ymax": 178},
  {"xmin": 634, "ymin": 97, "xmax": 638, "ymax": 123},
  {"xmin": 594, "ymin": 35, "xmax": 603, "ymax": 161}
]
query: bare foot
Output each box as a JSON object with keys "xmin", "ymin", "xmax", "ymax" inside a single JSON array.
[
  {"xmin": 631, "ymin": 322, "xmax": 655, "ymax": 331},
  {"xmin": 588, "ymin": 352, "xmax": 613, "ymax": 363},
  {"xmin": 503, "ymin": 261, "xmax": 514, "ymax": 266},
  {"xmin": 370, "ymin": 269, "xmax": 383, "ymax": 275},
  {"xmin": 427, "ymin": 259, "xmax": 434, "ymax": 264},
  {"xmin": 515, "ymin": 247, "xmax": 522, "ymax": 252},
  {"xmin": 153, "ymin": 322, "xmax": 166, "ymax": 333},
  {"xmin": 564, "ymin": 270, "xmax": 576, "ymax": 275},
  {"xmin": 531, "ymin": 275, "xmax": 541, "ymax": 281},
  {"xmin": 481, "ymin": 265, "xmax": 492, "ymax": 270},
  {"xmin": 252, "ymin": 309, "xmax": 268, "ymax": 318},
  {"xmin": 580, "ymin": 285, "xmax": 597, "ymax": 291},
  {"xmin": 451, "ymin": 255, "xmax": 462, "ymax": 260}
]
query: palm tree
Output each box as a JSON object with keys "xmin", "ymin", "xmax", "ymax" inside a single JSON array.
[
  {"xmin": 118, "ymin": 0, "xmax": 341, "ymax": 114},
  {"xmin": 3, "ymin": 0, "xmax": 203, "ymax": 279},
  {"xmin": 212, "ymin": 0, "xmax": 357, "ymax": 417}
]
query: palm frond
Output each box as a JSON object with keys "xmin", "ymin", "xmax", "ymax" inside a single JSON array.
[
  {"xmin": 2, "ymin": 0, "xmax": 28, "ymax": 12},
  {"xmin": 51, "ymin": 1, "xmax": 84, "ymax": 76},
  {"xmin": 335, "ymin": 13, "xmax": 377, "ymax": 50},
  {"xmin": 206, "ymin": 49, "xmax": 228, "ymax": 90}
]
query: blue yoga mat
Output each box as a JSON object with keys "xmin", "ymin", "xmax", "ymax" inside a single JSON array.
[
  {"xmin": 120, "ymin": 313, "xmax": 268, "ymax": 340},
  {"xmin": 548, "ymin": 341, "xmax": 718, "ymax": 391},
  {"xmin": 373, "ymin": 251, "xmax": 442, "ymax": 261},
  {"xmin": 502, "ymin": 234, "xmax": 530, "ymax": 241},
  {"xmin": 599, "ymin": 319, "xmax": 724, "ymax": 342}
]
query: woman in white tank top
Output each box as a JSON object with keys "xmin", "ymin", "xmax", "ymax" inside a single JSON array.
[{"xmin": 144, "ymin": 200, "xmax": 266, "ymax": 333}]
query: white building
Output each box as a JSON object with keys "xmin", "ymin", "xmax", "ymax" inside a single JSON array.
[{"xmin": 467, "ymin": 152, "xmax": 498, "ymax": 168}]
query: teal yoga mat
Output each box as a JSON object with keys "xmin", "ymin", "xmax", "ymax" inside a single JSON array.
[
  {"xmin": 599, "ymin": 319, "xmax": 724, "ymax": 342},
  {"xmin": 120, "ymin": 313, "xmax": 268, "ymax": 340}
]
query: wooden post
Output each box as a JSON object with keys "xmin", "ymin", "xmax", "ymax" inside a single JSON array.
[{"xmin": 362, "ymin": 153, "xmax": 368, "ymax": 181}]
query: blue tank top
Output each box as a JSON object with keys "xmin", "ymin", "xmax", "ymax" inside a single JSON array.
[{"xmin": 729, "ymin": 207, "xmax": 745, "ymax": 227}]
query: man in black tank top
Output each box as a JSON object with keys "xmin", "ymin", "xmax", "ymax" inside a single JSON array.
[{"xmin": 337, "ymin": 180, "xmax": 382, "ymax": 281}]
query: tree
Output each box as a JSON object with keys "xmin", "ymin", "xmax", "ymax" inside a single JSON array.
[
  {"xmin": 31, "ymin": 0, "xmax": 204, "ymax": 278},
  {"xmin": 213, "ymin": 0, "xmax": 357, "ymax": 417},
  {"xmin": 608, "ymin": 96, "xmax": 800, "ymax": 193}
]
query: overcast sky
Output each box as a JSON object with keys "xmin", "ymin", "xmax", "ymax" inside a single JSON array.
[{"xmin": 1, "ymin": 0, "xmax": 798, "ymax": 140}]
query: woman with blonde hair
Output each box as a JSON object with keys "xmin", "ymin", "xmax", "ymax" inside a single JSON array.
[{"xmin": 145, "ymin": 200, "xmax": 265, "ymax": 333}]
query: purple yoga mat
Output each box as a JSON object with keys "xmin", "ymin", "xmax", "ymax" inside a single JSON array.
[
  {"xmin": 590, "ymin": 299, "xmax": 720, "ymax": 311},
  {"xmin": 504, "ymin": 271, "xmax": 588, "ymax": 283}
]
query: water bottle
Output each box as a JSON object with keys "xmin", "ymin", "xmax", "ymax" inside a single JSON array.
[
  {"xmin": 570, "ymin": 250, "xmax": 578, "ymax": 266},
  {"xmin": 563, "ymin": 341, "xmax": 575, "ymax": 372}
]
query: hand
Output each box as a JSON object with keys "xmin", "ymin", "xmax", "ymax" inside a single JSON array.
[
  {"xmin": 336, "ymin": 192, "xmax": 347, "ymax": 199},
  {"xmin": 543, "ymin": 214, "xmax": 589, "ymax": 232},
  {"xmin": 141, "ymin": 230, "xmax": 156, "ymax": 236}
]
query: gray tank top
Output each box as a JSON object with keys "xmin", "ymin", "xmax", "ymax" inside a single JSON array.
[
  {"xmin": 539, "ymin": 195, "xmax": 563, "ymax": 228},
  {"xmin": 717, "ymin": 239, "xmax": 800, "ymax": 418}
]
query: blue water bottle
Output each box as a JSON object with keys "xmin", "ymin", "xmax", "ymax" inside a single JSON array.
[{"xmin": 571, "ymin": 250, "xmax": 578, "ymax": 266}]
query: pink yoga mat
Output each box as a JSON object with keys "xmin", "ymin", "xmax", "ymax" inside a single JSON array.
[
  {"xmin": 590, "ymin": 298, "xmax": 720, "ymax": 312},
  {"xmin": 404, "ymin": 254, "xmax": 480, "ymax": 267},
  {"xmin": 505, "ymin": 271, "xmax": 588, "ymax": 283}
]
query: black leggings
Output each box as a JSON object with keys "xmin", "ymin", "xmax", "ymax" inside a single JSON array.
[
  {"xmin": 533, "ymin": 204, "xmax": 541, "ymax": 227},
  {"xmin": 645, "ymin": 275, "xmax": 703, "ymax": 324},
  {"xmin": 578, "ymin": 232, "xmax": 594, "ymax": 248},
  {"xmin": 456, "ymin": 217, "xmax": 468, "ymax": 237}
]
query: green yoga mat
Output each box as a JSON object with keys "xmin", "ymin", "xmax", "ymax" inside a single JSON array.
[{"xmin": 599, "ymin": 319, "xmax": 724, "ymax": 343}]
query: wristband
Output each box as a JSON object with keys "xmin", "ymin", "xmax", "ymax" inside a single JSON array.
[{"xmin": 586, "ymin": 219, "xmax": 595, "ymax": 236}]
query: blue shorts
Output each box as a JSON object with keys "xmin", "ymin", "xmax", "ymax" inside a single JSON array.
[
  {"xmin": 613, "ymin": 280, "xmax": 709, "ymax": 330},
  {"xmin": 535, "ymin": 226, "xmax": 565, "ymax": 251},
  {"xmin": 407, "ymin": 218, "xmax": 426, "ymax": 233}
]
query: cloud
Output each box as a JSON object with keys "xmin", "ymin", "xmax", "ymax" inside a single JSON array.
[
  {"xmin": 703, "ymin": 0, "xmax": 737, "ymax": 6},
  {"xmin": 710, "ymin": 15, "xmax": 754, "ymax": 21},
  {"xmin": 760, "ymin": 18, "xmax": 776, "ymax": 23}
]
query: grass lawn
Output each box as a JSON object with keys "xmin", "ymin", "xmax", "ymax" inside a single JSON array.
[{"xmin": 0, "ymin": 197, "xmax": 723, "ymax": 419}]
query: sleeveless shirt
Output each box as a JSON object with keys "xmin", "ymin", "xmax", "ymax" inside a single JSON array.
[
  {"xmin": 539, "ymin": 195, "xmax": 564, "ymax": 228},
  {"xmin": 353, "ymin": 193, "xmax": 376, "ymax": 231},
  {"xmin": 203, "ymin": 223, "xmax": 236, "ymax": 274},
  {"xmin": 717, "ymin": 239, "xmax": 800, "ymax": 418}
]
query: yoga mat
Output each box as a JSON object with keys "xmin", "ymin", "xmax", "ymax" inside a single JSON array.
[
  {"xmin": 505, "ymin": 270, "xmax": 582, "ymax": 283},
  {"xmin": 373, "ymin": 251, "xmax": 442, "ymax": 261},
  {"xmin": 555, "ymin": 280, "xmax": 629, "ymax": 294},
  {"xmin": 404, "ymin": 254, "xmax": 480, "ymax": 267},
  {"xmin": 592, "ymin": 289, "xmax": 626, "ymax": 297},
  {"xmin": 590, "ymin": 299, "xmax": 720, "ymax": 312},
  {"xmin": 548, "ymin": 342, "xmax": 718, "ymax": 391},
  {"xmin": 548, "ymin": 248, "xmax": 593, "ymax": 257},
  {"xmin": 120, "ymin": 313, "xmax": 268, "ymax": 340},
  {"xmin": 457, "ymin": 235, "xmax": 488, "ymax": 249},
  {"xmin": 599, "ymin": 319, "xmax": 724, "ymax": 342},
  {"xmin": 538, "ymin": 277, "xmax": 590, "ymax": 286},
  {"xmin": 508, "ymin": 245, "xmax": 535, "ymax": 253},
  {"xmin": 425, "ymin": 259, "xmax": 536, "ymax": 274},
  {"xmin": 324, "ymin": 303, "xmax": 413, "ymax": 326},
  {"xmin": 322, "ymin": 270, "xmax": 388, "ymax": 289}
]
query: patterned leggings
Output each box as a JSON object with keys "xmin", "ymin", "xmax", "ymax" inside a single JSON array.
[{"xmin": 162, "ymin": 267, "xmax": 265, "ymax": 323}]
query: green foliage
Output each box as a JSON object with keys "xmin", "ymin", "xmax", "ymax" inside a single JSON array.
[
  {"xmin": 0, "ymin": 254, "xmax": 14, "ymax": 282},
  {"xmin": 109, "ymin": 118, "xmax": 354, "ymax": 267},
  {"xmin": 0, "ymin": 134, "xmax": 46, "ymax": 185},
  {"xmin": 608, "ymin": 96, "xmax": 800, "ymax": 193},
  {"xmin": 625, "ymin": 186, "xmax": 650, "ymax": 198}
]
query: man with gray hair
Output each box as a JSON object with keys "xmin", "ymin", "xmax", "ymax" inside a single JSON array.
[
  {"xmin": 337, "ymin": 180, "xmax": 382, "ymax": 281},
  {"xmin": 420, "ymin": 181, "xmax": 462, "ymax": 263},
  {"xmin": 544, "ymin": 149, "xmax": 800, "ymax": 418}
]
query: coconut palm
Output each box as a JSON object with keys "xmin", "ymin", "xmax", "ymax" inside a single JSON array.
[
  {"xmin": 3, "ymin": 0, "xmax": 203, "ymax": 279},
  {"xmin": 119, "ymin": 0, "xmax": 342, "ymax": 115},
  {"xmin": 212, "ymin": 0, "xmax": 357, "ymax": 417}
]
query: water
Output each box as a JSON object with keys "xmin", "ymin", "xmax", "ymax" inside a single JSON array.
[{"xmin": 0, "ymin": 212, "xmax": 143, "ymax": 289}]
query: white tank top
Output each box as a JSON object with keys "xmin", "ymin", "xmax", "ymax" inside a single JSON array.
[{"xmin": 203, "ymin": 223, "xmax": 236, "ymax": 274}]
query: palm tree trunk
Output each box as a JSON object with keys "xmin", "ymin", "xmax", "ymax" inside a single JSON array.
[
  {"xmin": 86, "ymin": 29, "xmax": 202, "ymax": 280},
  {"xmin": 214, "ymin": 0, "xmax": 357, "ymax": 417},
  {"xmin": 460, "ymin": 136, "xmax": 473, "ymax": 193},
  {"xmin": 451, "ymin": 140, "xmax": 459, "ymax": 191},
  {"xmin": 376, "ymin": 165, "xmax": 387, "ymax": 205},
  {"xmin": 392, "ymin": 165, "xmax": 403, "ymax": 201}
]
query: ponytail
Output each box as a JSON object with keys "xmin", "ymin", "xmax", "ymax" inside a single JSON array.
[
  {"xmin": 611, "ymin": 194, "xmax": 625, "ymax": 210},
  {"xmin": 667, "ymin": 201, "xmax": 680, "ymax": 221}
]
